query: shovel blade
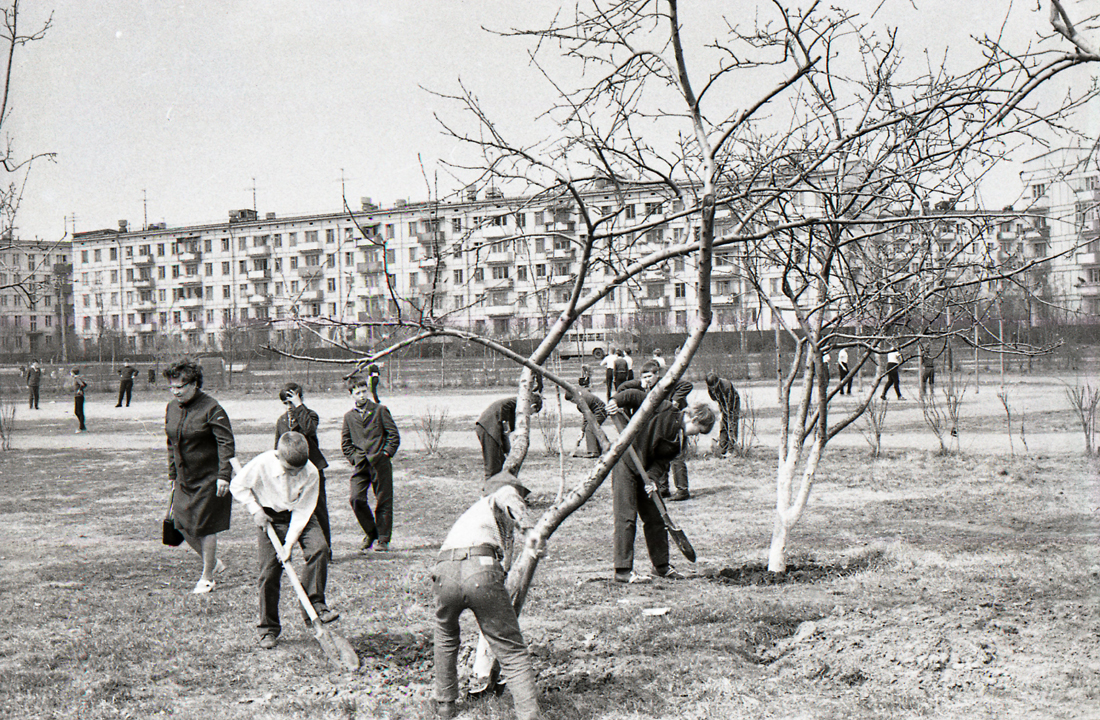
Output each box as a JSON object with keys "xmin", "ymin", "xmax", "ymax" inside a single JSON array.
[
  {"xmin": 312, "ymin": 622, "xmax": 360, "ymax": 672},
  {"xmin": 669, "ymin": 527, "xmax": 697, "ymax": 563}
]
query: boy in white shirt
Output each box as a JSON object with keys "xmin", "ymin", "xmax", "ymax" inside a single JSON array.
[{"xmin": 230, "ymin": 431, "xmax": 338, "ymax": 649}]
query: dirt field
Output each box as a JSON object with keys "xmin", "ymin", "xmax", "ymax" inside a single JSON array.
[{"xmin": 0, "ymin": 373, "xmax": 1097, "ymax": 719}]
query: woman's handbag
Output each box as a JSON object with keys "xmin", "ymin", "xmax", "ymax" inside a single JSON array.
[{"xmin": 162, "ymin": 491, "xmax": 185, "ymax": 546}]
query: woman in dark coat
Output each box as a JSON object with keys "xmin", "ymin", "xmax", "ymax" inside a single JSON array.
[{"xmin": 164, "ymin": 359, "xmax": 236, "ymax": 594}]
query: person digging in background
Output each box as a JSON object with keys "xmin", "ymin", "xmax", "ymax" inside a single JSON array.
[
  {"xmin": 431, "ymin": 472, "xmax": 544, "ymax": 720},
  {"xmin": 231, "ymin": 431, "xmax": 338, "ymax": 649},
  {"xmin": 475, "ymin": 393, "xmax": 543, "ymax": 487},
  {"xmin": 341, "ymin": 372, "xmax": 400, "ymax": 553},
  {"xmin": 604, "ymin": 386, "xmax": 714, "ymax": 584},
  {"xmin": 275, "ymin": 382, "xmax": 331, "ymax": 551},
  {"xmin": 705, "ymin": 372, "xmax": 740, "ymax": 457},
  {"xmin": 164, "ymin": 358, "xmax": 235, "ymax": 594},
  {"xmin": 568, "ymin": 386, "xmax": 608, "ymax": 458}
]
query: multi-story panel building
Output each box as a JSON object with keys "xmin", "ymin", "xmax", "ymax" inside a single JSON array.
[
  {"xmin": 1020, "ymin": 147, "xmax": 1100, "ymax": 316},
  {"xmin": 70, "ymin": 172, "xmax": 1091, "ymax": 356},
  {"xmin": 0, "ymin": 237, "xmax": 75, "ymax": 360}
]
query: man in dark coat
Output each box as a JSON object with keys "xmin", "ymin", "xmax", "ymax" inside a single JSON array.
[
  {"xmin": 604, "ymin": 388, "xmax": 714, "ymax": 583},
  {"xmin": 275, "ymin": 382, "xmax": 331, "ymax": 549},
  {"xmin": 26, "ymin": 360, "xmax": 41, "ymax": 410},
  {"xmin": 619, "ymin": 360, "xmax": 694, "ymax": 499},
  {"xmin": 341, "ymin": 373, "xmax": 401, "ymax": 553},
  {"xmin": 116, "ymin": 359, "xmax": 139, "ymax": 407},
  {"xmin": 706, "ymin": 372, "xmax": 740, "ymax": 457}
]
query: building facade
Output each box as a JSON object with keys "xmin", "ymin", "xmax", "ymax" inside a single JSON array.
[{"xmin": 0, "ymin": 237, "xmax": 74, "ymax": 361}]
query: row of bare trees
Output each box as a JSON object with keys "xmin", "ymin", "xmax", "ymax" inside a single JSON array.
[{"xmin": 265, "ymin": 1, "xmax": 1098, "ymax": 598}]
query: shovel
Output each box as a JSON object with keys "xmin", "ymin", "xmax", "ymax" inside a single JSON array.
[
  {"xmin": 230, "ymin": 457, "xmax": 359, "ymax": 671},
  {"xmin": 264, "ymin": 523, "xmax": 360, "ymax": 671},
  {"xmin": 609, "ymin": 412, "xmax": 697, "ymax": 563}
]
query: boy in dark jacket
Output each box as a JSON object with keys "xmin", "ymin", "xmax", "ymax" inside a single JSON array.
[
  {"xmin": 341, "ymin": 374, "xmax": 400, "ymax": 553},
  {"xmin": 705, "ymin": 372, "xmax": 740, "ymax": 457},
  {"xmin": 605, "ymin": 387, "xmax": 714, "ymax": 583},
  {"xmin": 475, "ymin": 393, "xmax": 543, "ymax": 486},
  {"xmin": 619, "ymin": 360, "xmax": 694, "ymax": 499},
  {"xmin": 276, "ymin": 382, "xmax": 331, "ymax": 549}
]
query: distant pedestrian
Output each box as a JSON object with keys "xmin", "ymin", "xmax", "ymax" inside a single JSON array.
[
  {"xmin": 651, "ymin": 348, "xmax": 667, "ymax": 369},
  {"xmin": 26, "ymin": 360, "xmax": 41, "ymax": 410},
  {"xmin": 275, "ymin": 382, "xmax": 330, "ymax": 550},
  {"xmin": 116, "ymin": 359, "xmax": 139, "ymax": 407},
  {"xmin": 578, "ymin": 364, "xmax": 592, "ymax": 389},
  {"xmin": 367, "ymin": 362, "xmax": 382, "ymax": 403},
  {"xmin": 921, "ymin": 352, "xmax": 936, "ymax": 396},
  {"xmin": 882, "ymin": 349, "xmax": 903, "ymax": 400},
  {"xmin": 623, "ymin": 348, "xmax": 635, "ymax": 382},
  {"xmin": 475, "ymin": 394, "xmax": 543, "ymax": 484},
  {"xmin": 600, "ymin": 348, "xmax": 621, "ymax": 400},
  {"xmin": 706, "ymin": 372, "xmax": 740, "ymax": 456},
  {"xmin": 837, "ymin": 348, "xmax": 853, "ymax": 395},
  {"xmin": 341, "ymin": 373, "xmax": 400, "ymax": 553},
  {"xmin": 71, "ymin": 368, "xmax": 87, "ymax": 433}
]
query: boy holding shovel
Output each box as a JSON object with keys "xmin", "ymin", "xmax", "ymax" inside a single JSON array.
[{"xmin": 230, "ymin": 431, "xmax": 338, "ymax": 649}]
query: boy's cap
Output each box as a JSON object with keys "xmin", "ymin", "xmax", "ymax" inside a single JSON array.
[{"xmin": 484, "ymin": 471, "xmax": 530, "ymax": 499}]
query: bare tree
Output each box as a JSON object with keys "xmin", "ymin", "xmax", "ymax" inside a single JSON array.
[{"xmin": 273, "ymin": 2, "xmax": 1099, "ymax": 589}]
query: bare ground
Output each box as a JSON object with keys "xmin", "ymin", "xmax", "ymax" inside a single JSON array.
[{"xmin": 0, "ymin": 375, "xmax": 1097, "ymax": 719}]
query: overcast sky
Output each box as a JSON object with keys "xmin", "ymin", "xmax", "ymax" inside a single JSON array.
[{"xmin": 9, "ymin": 1, "xmax": 1096, "ymax": 241}]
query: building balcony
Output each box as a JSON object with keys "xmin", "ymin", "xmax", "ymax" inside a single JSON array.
[
  {"xmin": 248, "ymin": 294, "xmax": 272, "ymax": 305},
  {"xmin": 357, "ymin": 261, "xmax": 385, "ymax": 274},
  {"xmin": 1080, "ymin": 283, "xmax": 1100, "ymax": 297},
  {"xmin": 132, "ymin": 278, "xmax": 155, "ymax": 289},
  {"xmin": 355, "ymin": 285, "xmax": 386, "ymax": 297},
  {"xmin": 247, "ymin": 268, "xmax": 272, "ymax": 280},
  {"xmin": 132, "ymin": 301, "xmax": 157, "ymax": 312},
  {"xmin": 177, "ymin": 252, "xmax": 201, "ymax": 263},
  {"xmin": 547, "ymin": 221, "xmax": 576, "ymax": 234},
  {"xmin": 1076, "ymin": 252, "xmax": 1098, "ymax": 266},
  {"xmin": 137, "ymin": 323, "xmax": 157, "ymax": 333},
  {"xmin": 177, "ymin": 297, "xmax": 203, "ymax": 308},
  {"xmin": 419, "ymin": 255, "xmax": 444, "ymax": 268},
  {"xmin": 415, "ymin": 231, "xmax": 442, "ymax": 246},
  {"xmin": 486, "ymin": 250, "xmax": 514, "ymax": 264},
  {"xmin": 178, "ymin": 275, "xmax": 203, "ymax": 286},
  {"xmin": 298, "ymin": 241, "xmax": 324, "ymax": 254},
  {"xmin": 296, "ymin": 290, "xmax": 323, "ymax": 302},
  {"xmin": 297, "ymin": 267, "xmax": 324, "ymax": 279},
  {"xmin": 246, "ymin": 245, "xmax": 271, "ymax": 258},
  {"xmin": 639, "ymin": 296, "xmax": 670, "ymax": 308},
  {"xmin": 133, "ymin": 254, "xmax": 155, "ymax": 266}
]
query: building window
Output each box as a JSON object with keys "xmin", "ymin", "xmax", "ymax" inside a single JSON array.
[
  {"xmin": 172, "ymin": 265, "xmax": 180, "ymax": 278},
  {"xmin": 409, "ymin": 247, "xmax": 418, "ymax": 261},
  {"xmin": 109, "ymin": 247, "xmax": 117, "ymax": 261},
  {"xmin": 327, "ymin": 278, "xmax": 336, "ymax": 292},
  {"xmin": 273, "ymin": 234, "xmax": 282, "ymax": 247},
  {"xmin": 290, "ymin": 256, "xmax": 299, "ymax": 269},
  {"xmin": 305, "ymin": 231, "xmax": 318, "ymax": 243},
  {"xmin": 94, "ymin": 249, "xmax": 102, "ymax": 262},
  {"xmin": 454, "ymin": 269, "xmax": 464, "ymax": 284},
  {"xmin": 474, "ymin": 267, "xmax": 484, "ymax": 282},
  {"xmin": 81, "ymin": 250, "xmax": 89, "ymax": 262},
  {"xmin": 535, "ymin": 264, "xmax": 546, "ymax": 277},
  {"xmin": 239, "ymin": 260, "xmax": 247, "ymax": 273},
  {"xmin": 516, "ymin": 266, "xmax": 527, "ymax": 281},
  {"xmin": 158, "ymin": 266, "xmax": 166, "ymax": 279},
  {"xmin": 674, "ymin": 283, "xmax": 686, "ymax": 298}
]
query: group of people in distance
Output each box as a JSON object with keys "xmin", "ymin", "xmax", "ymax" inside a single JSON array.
[{"xmin": 21, "ymin": 357, "xmax": 143, "ymax": 434}]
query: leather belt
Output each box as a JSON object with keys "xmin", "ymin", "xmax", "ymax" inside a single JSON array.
[{"xmin": 437, "ymin": 545, "xmax": 501, "ymax": 561}]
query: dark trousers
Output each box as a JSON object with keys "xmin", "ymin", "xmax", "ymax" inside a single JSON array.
[
  {"xmin": 432, "ymin": 556, "xmax": 540, "ymax": 720},
  {"xmin": 74, "ymin": 395, "xmax": 85, "ymax": 430},
  {"xmin": 350, "ymin": 458, "xmax": 393, "ymax": 544},
  {"xmin": 257, "ymin": 510, "xmax": 330, "ymax": 636},
  {"xmin": 653, "ymin": 452, "xmax": 688, "ymax": 494},
  {"xmin": 612, "ymin": 464, "xmax": 669, "ymax": 575},
  {"xmin": 313, "ymin": 469, "xmax": 331, "ymax": 548},
  {"xmin": 717, "ymin": 404, "xmax": 739, "ymax": 455},
  {"xmin": 882, "ymin": 364, "xmax": 902, "ymax": 399},
  {"xmin": 581, "ymin": 417, "xmax": 602, "ymax": 455},
  {"xmin": 838, "ymin": 363, "xmax": 853, "ymax": 394},
  {"xmin": 476, "ymin": 425, "xmax": 507, "ymax": 482},
  {"xmin": 117, "ymin": 380, "xmax": 133, "ymax": 407},
  {"xmin": 921, "ymin": 367, "xmax": 935, "ymax": 395},
  {"xmin": 28, "ymin": 385, "xmax": 39, "ymax": 409}
]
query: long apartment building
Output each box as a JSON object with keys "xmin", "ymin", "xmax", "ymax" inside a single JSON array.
[
  {"xmin": 68, "ymin": 161, "xmax": 1098, "ymax": 356},
  {"xmin": 69, "ymin": 190, "xmax": 757, "ymax": 355}
]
